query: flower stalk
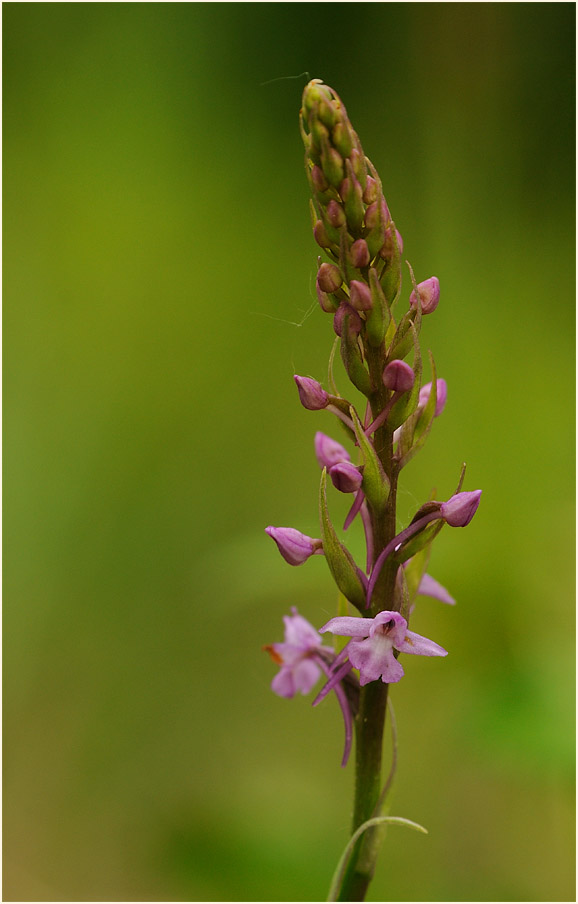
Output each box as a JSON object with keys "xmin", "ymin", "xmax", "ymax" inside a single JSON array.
[{"xmin": 263, "ymin": 79, "xmax": 481, "ymax": 902}]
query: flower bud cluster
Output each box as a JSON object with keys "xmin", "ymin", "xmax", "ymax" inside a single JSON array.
[{"xmin": 301, "ymin": 80, "xmax": 403, "ymax": 336}]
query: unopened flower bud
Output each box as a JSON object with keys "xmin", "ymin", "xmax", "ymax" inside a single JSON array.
[
  {"xmin": 419, "ymin": 379, "xmax": 447, "ymax": 416},
  {"xmin": 340, "ymin": 162, "xmax": 364, "ymax": 232},
  {"xmin": 440, "ymin": 490, "xmax": 482, "ymax": 527},
  {"xmin": 311, "ymin": 118, "xmax": 329, "ymax": 148},
  {"xmin": 350, "ymin": 238, "xmax": 370, "ymax": 269},
  {"xmin": 265, "ymin": 526, "xmax": 323, "ymax": 565},
  {"xmin": 363, "ymin": 177, "xmax": 379, "ymax": 204},
  {"xmin": 365, "ymin": 198, "xmax": 390, "ymax": 229},
  {"xmin": 317, "ymin": 262, "xmax": 342, "ymax": 293},
  {"xmin": 332, "ymin": 121, "xmax": 354, "ymax": 158},
  {"xmin": 302, "ymin": 79, "xmax": 333, "ymax": 116},
  {"xmin": 316, "ymin": 281, "xmax": 339, "ymax": 313},
  {"xmin": 294, "ymin": 375, "xmax": 329, "ymax": 410},
  {"xmin": 349, "ymin": 280, "xmax": 372, "ymax": 311},
  {"xmin": 314, "ymin": 432, "xmax": 350, "ymax": 469},
  {"xmin": 382, "ymin": 359, "xmax": 415, "ymax": 392},
  {"xmin": 380, "ymin": 226, "xmax": 403, "ymax": 260},
  {"xmin": 318, "ymin": 98, "xmax": 337, "ymax": 129},
  {"xmin": 326, "ymin": 199, "xmax": 346, "ymax": 228},
  {"xmin": 410, "ymin": 277, "xmax": 440, "ymax": 315},
  {"xmin": 348, "ymin": 148, "xmax": 367, "ymax": 189},
  {"xmin": 311, "ymin": 165, "xmax": 329, "ymax": 194},
  {"xmin": 321, "ymin": 144, "xmax": 345, "ymax": 188},
  {"xmin": 329, "ymin": 461, "xmax": 363, "ymax": 494},
  {"xmin": 313, "ymin": 219, "xmax": 332, "ymax": 250},
  {"xmin": 333, "ymin": 302, "xmax": 362, "ymax": 336}
]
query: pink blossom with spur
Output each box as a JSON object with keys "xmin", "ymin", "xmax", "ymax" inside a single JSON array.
[
  {"xmin": 266, "ymin": 608, "xmax": 355, "ymax": 766},
  {"xmin": 316, "ymin": 610, "xmax": 447, "ymax": 689},
  {"xmin": 266, "ymin": 608, "xmax": 326, "ymax": 698}
]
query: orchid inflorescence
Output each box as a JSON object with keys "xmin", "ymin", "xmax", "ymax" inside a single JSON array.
[{"xmin": 263, "ymin": 79, "xmax": 481, "ymax": 899}]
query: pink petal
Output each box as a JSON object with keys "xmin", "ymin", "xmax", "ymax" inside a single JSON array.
[
  {"xmin": 292, "ymin": 659, "xmax": 322, "ymax": 694},
  {"xmin": 395, "ymin": 630, "xmax": 448, "ymax": 657},
  {"xmin": 271, "ymin": 668, "xmax": 296, "ymax": 698},
  {"xmin": 283, "ymin": 611, "xmax": 323, "ymax": 647},
  {"xmin": 319, "ymin": 616, "xmax": 373, "ymax": 638},
  {"xmin": 312, "ymin": 658, "xmax": 354, "ymax": 706},
  {"xmin": 417, "ymin": 573, "xmax": 455, "ymax": 605}
]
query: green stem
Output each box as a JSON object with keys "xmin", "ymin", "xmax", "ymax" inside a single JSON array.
[
  {"xmin": 337, "ymin": 683, "xmax": 389, "ymax": 901},
  {"xmin": 336, "ymin": 342, "xmax": 401, "ymax": 901}
]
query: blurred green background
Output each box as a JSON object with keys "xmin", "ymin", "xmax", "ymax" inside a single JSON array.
[{"xmin": 4, "ymin": 3, "xmax": 575, "ymax": 901}]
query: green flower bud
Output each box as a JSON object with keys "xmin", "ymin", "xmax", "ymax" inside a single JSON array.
[
  {"xmin": 302, "ymin": 80, "xmax": 333, "ymax": 117},
  {"xmin": 321, "ymin": 142, "xmax": 345, "ymax": 187},
  {"xmin": 313, "ymin": 219, "xmax": 332, "ymax": 250},
  {"xmin": 348, "ymin": 148, "xmax": 367, "ymax": 191},
  {"xmin": 332, "ymin": 121, "xmax": 354, "ymax": 158},
  {"xmin": 326, "ymin": 199, "xmax": 346, "ymax": 228},
  {"xmin": 318, "ymin": 262, "xmax": 343, "ymax": 294},
  {"xmin": 318, "ymin": 98, "xmax": 338, "ymax": 129},
  {"xmin": 311, "ymin": 165, "xmax": 329, "ymax": 194},
  {"xmin": 340, "ymin": 161, "xmax": 364, "ymax": 234},
  {"xmin": 363, "ymin": 177, "xmax": 379, "ymax": 204}
]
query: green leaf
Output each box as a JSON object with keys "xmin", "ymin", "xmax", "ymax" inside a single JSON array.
[
  {"xmin": 319, "ymin": 469, "xmax": 367, "ymax": 612},
  {"xmin": 328, "ymin": 335, "xmax": 340, "ymax": 396},
  {"xmin": 379, "ymin": 220, "xmax": 402, "ymax": 306},
  {"xmin": 349, "ymin": 407, "xmax": 390, "ymax": 512},
  {"xmin": 340, "ymin": 325, "xmax": 373, "ymax": 397},
  {"xmin": 365, "ymin": 267, "xmax": 391, "ymax": 348},
  {"xmin": 392, "ymin": 519, "xmax": 444, "ymax": 565},
  {"xmin": 387, "ymin": 322, "xmax": 422, "ymax": 430},
  {"xmin": 403, "ymin": 544, "xmax": 432, "ymax": 605},
  {"xmin": 326, "ymin": 815, "xmax": 428, "ymax": 902},
  {"xmin": 399, "ymin": 351, "xmax": 437, "ymax": 468},
  {"xmin": 397, "ymin": 565, "xmax": 411, "ymax": 621},
  {"xmin": 334, "ymin": 590, "xmax": 351, "ymax": 654}
]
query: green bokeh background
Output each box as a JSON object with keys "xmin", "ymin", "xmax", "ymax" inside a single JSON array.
[{"xmin": 4, "ymin": 3, "xmax": 575, "ymax": 901}]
